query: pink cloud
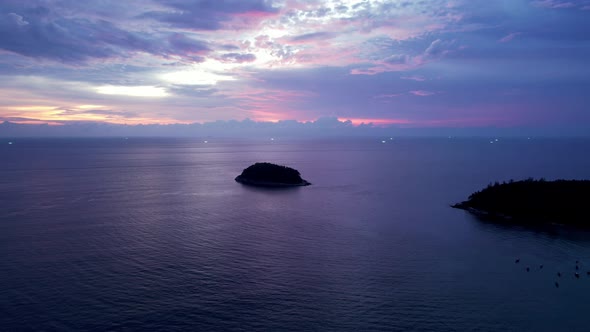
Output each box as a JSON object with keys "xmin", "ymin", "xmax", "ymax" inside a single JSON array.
[{"xmin": 338, "ymin": 117, "xmax": 412, "ymax": 127}]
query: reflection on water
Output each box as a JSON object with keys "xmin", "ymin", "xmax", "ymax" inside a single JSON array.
[
  {"xmin": 1, "ymin": 138, "xmax": 590, "ymax": 331},
  {"xmin": 468, "ymin": 212, "xmax": 590, "ymax": 244}
]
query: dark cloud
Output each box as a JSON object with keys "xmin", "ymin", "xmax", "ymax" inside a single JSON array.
[
  {"xmin": 143, "ymin": 0, "xmax": 279, "ymax": 30},
  {"xmin": 165, "ymin": 33, "xmax": 210, "ymax": 62},
  {"xmin": 0, "ymin": 13, "xmax": 127, "ymax": 62},
  {"xmin": 141, "ymin": 11, "xmax": 221, "ymax": 30},
  {"xmin": 0, "ymin": 3, "xmax": 212, "ymax": 64},
  {"xmin": 167, "ymin": 33, "xmax": 210, "ymax": 54}
]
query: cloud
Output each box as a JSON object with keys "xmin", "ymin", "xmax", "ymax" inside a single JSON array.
[
  {"xmin": 7, "ymin": 13, "xmax": 29, "ymax": 26},
  {"xmin": 410, "ymin": 90, "xmax": 437, "ymax": 97},
  {"xmin": 143, "ymin": 0, "xmax": 280, "ymax": 30},
  {"xmin": 0, "ymin": 12, "xmax": 123, "ymax": 62},
  {"xmin": 0, "ymin": 13, "xmax": 213, "ymax": 63},
  {"xmin": 383, "ymin": 54, "xmax": 411, "ymax": 65},
  {"xmin": 1, "ymin": 0, "xmax": 590, "ymax": 131},
  {"xmin": 350, "ymin": 39, "xmax": 456, "ymax": 75},
  {"xmin": 424, "ymin": 39, "xmax": 455, "ymax": 59},
  {"xmin": 0, "ymin": 117, "xmax": 404, "ymax": 138},
  {"xmin": 374, "ymin": 93, "xmax": 405, "ymax": 99},
  {"xmin": 531, "ymin": 0, "xmax": 578, "ymax": 9},
  {"xmin": 498, "ymin": 32, "xmax": 522, "ymax": 43},
  {"xmin": 57, "ymin": 108, "xmax": 139, "ymax": 118},
  {"xmin": 218, "ymin": 53, "xmax": 257, "ymax": 63},
  {"xmin": 167, "ymin": 33, "xmax": 210, "ymax": 60},
  {"xmin": 288, "ymin": 31, "xmax": 337, "ymax": 43},
  {"xmin": 401, "ymin": 75, "xmax": 427, "ymax": 82}
]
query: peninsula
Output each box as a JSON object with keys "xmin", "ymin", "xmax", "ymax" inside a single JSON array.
[
  {"xmin": 235, "ymin": 162, "xmax": 311, "ymax": 187},
  {"xmin": 452, "ymin": 179, "xmax": 590, "ymax": 225}
]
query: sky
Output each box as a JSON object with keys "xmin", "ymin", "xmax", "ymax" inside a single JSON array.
[{"xmin": 0, "ymin": 0, "xmax": 589, "ymax": 135}]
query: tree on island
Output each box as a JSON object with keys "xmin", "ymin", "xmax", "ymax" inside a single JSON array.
[
  {"xmin": 453, "ymin": 178, "xmax": 590, "ymax": 225},
  {"xmin": 235, "ymin": 162, "xmax": 311, "ymax": 187}
]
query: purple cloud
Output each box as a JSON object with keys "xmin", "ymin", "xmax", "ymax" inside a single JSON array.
[
  {"xmin": 168, "ymin": 33, "xmax": 210, "ymax": 54},
  {"xmin": 0, "ymin": 8, "xmax": 211, "ymax": 63},
  {"xmin": 143, "ymin": 0, "xmax": 279, "ymax": 30}
]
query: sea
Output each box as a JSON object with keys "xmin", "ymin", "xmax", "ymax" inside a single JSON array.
[{"xmin": 1, "ymin": 137, "xmax": 590, "ymax": 331}]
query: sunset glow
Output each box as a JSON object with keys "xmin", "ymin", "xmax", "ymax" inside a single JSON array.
[
  {"xmin": 95, "ymin": 86, "xmax": 169, "ymax": 98},
  {"xmin": 0, "ymin": 0, "xmax": 588, "ymax": 133},
  {"xmin": 338, "ymin": 118, "xmax": 412, "ymax": 126}
]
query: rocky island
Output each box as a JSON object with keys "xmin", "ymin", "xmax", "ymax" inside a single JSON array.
[
  {"xmin": 235, "ymin": 162, "xmax": 311, "ymax": 187},
  {"xmin": 452, "ymin": 179, "xmax": 590, "ymax": 225}
]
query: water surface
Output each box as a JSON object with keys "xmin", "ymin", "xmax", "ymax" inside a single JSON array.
[{"xmin": 1, "ymin": 137, "xmax": 590, "ymax": 331}]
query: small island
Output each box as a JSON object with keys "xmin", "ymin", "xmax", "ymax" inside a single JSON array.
[
  {"xmin": 235, "ymin": 162, "xmax": 311, "ymax": 187},
  {"xmin": 452, "ymin": 179, "xmax": 590, "ymax": 225}
]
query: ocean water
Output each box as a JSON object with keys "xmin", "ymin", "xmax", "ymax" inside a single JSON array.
[{"xmin": 1, "ymin": 137, "xmax": 590, "ymax": 331}]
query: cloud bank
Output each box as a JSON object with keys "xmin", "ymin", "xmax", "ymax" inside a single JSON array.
[{"xmin": 0, "ymin": 0, "xmax": 589, "ymax": 135}]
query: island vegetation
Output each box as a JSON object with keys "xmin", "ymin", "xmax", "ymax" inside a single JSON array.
[
  {"xmin": 235, "ymin": 162, "xmax": 311, "ymax": 187},
  {"xmin": 452, "ymin": 179, "xmax": 590, "ymax": 225}
]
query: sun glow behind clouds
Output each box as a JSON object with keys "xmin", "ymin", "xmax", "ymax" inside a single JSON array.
[
  {"xmin": 96, "ymin": 85, "xmax": 169, "ymax": 97},
  {"xmin": 77, "ymin": 104, "xmax": 106, "ymax": 109}
]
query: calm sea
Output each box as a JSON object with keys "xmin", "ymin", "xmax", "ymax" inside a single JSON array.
[{"xmin": 1, "ymin": 137, "xmax": 590, "ymax": 331}]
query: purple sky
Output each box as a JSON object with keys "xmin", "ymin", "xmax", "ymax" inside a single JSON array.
[{"xmin": 0, "ymin": 0, "xmax": 589, "ymax": 133}]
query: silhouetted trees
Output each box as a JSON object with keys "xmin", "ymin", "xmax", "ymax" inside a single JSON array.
[
  {"xmin": 454, "ymin": 179, "xmax": 590, "ymax": 225},
  {"xmin": 236, "ymin": 162, "xmax": 310, "ymax": 186}
]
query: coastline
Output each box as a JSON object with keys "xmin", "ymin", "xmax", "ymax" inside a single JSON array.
[{"xmin": 451, "ymin": 179, "xmax": 590, "ymax": 226}]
